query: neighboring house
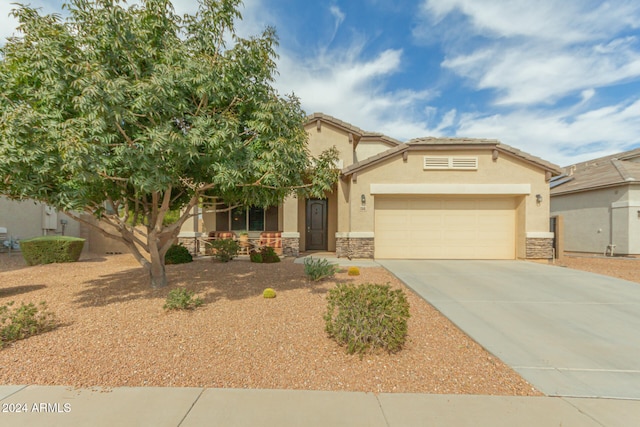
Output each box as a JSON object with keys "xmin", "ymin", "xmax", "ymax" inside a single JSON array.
[
  {"xmin": 550, "ymin": 147, "xmax": 640, "ymax": 256},
  {"xmin": 181, "ymin": 113, "xmax": 561, "ymax": 260},
  {"xmin": 0, "ymin": 196, "xmax": 130, "ymax": 254},
  {"xmin": 0, "ymin": 196, "xmax": 82, "ymax": 245}
]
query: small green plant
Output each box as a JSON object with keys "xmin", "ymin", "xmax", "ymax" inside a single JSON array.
[
  {"xmin": 0, "ymin": 301, "xmax": 57, "ymax": 348},
  {"xmin": 260, "ymin": 246, "xmax": 281, "ymax": 263},
  {"xmin": 208, "ymin": 239, "xmax": 240, "ymax": 262},
  {"xmin": 347, "ymin": 266, "xmax": 360, "ymax": 276},
  {"xmin": 165, "ymin": 244, "xmax": 193, "ymax": 264},
  {"xmin": 250, "ymin": 246, "xmax": 280, "ymax": 263},
  {"xmin": 304, "ymin": 257, "xmax": 340, "ymax": 281},
  {"xmin": 163, "ymin": 288, "xmax": 204, "ymax": 311},
  {"xmin": 324, "ymin": 283, "xmax": 410, "ymax": 356},
  {"xmin": 263, "ymin": 288, "xmax": 276, "ymax": 298}
]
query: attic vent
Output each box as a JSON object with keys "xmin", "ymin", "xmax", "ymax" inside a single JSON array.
[{"xmin": 423, "ymin": 156, "xmax": 478, "ymax": 170}]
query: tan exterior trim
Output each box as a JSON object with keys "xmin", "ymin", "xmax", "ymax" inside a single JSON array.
[
  {"xmin": 281, "ymin": 232, "xmax": 300, "ymax": 238},
  {"xmin": 335, "ymin": 232, "xmax": 374, "ymax": 238},
  {"xmin": 526, "ymin": 232, "xmax": 554, "ymax": 238},
  {"xmin": 370, "ymin": 183, "xmax": 531, "ymax": 195}
]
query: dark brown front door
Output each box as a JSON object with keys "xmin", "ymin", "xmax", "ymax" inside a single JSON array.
[{"xmin": 306, "ymin": 199, "xmax": 327, "ymax": 250}]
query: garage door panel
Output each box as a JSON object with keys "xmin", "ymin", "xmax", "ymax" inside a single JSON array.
[{"xmin": 375, "ymin": 196, "xmax": 516, "ymax": 260}]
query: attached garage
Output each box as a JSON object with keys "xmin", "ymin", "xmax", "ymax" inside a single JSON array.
[{"xmin": 374, "ymin": 196, "xmax": 517, "ymax": 259}]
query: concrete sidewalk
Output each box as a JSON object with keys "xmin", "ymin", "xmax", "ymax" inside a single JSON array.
[{"xmin": 1, "ymin": 385, "xmax": 639, "ymax": 427}]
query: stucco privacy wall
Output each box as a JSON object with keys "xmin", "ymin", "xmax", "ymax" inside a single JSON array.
[
  {"xmin": 0, "ymin": 196, "xmax": 81, "ymax": 243},
  {"xmin": 551, "ymin": 186, "xmax": 639, "ymax": 255}
]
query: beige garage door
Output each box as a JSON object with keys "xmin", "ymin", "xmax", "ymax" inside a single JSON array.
[{"xmin": 374, "ymin": 196, "xmax": 516, "ymax": 259}]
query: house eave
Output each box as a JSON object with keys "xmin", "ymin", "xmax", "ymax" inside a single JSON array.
[
  {"xmin": 341, "ymin": 141, "xmax": 562, "ymax": 178},
  {"xmin": 551, "ymin": 181, "xmax": 639, "ymax": 197}
]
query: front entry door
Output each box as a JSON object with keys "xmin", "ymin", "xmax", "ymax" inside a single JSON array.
[{"xmin": 306, "ymin": 199, "xmax": 327, "ymax": 251}]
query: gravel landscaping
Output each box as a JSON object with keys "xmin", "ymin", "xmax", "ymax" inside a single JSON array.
[
  {"xmin": 0, "ymin": 253, "xmax": 540, "ymax": 395},
  {"xmin": 555, "ymin": 254, "xmax": 640, "ymax": 284}
]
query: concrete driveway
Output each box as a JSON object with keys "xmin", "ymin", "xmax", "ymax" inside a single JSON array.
[{"xmin": 379, "ymin": 260, "xmax": 640, "ymax": 399}]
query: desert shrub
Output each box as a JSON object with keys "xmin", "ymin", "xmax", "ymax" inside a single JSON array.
[
  {"xmin": 260, "ymin": 246, "xmax": 280, "ymax": 263},
  {"xmin": 0, "ymin": 301, "xmax": 57, "ymax": 348},
  {"xmin": 324, "ymin": 283, "xmax": 410, "ymax": 356},
  {"xmin": 20, "ymin": 236, "xmax": 85, "ymax": 265},
  {"xmin": 263, "ymin": 288, "xmax": 276, "ymax": 298},
  {"xmin": 250, "ymin": 246, "xmax": 280, "ymax": 263},
  {"xmin": 164, "ymin": 244, "xmax": 193, "ymax": 264},
  {"xmin": 304, "ymin": 257, "xmax": 340, "ymax": 281},
  {"xmin": 208, "ymin": 239, "xmax": 240, "ymax": 262},
  {"xmin": 163, "ymin": 288, "xmax": 203, "ymax": 311},
  {"xmin": 347, "ymin": 266, "xmax": 360, "ymax": 276}
]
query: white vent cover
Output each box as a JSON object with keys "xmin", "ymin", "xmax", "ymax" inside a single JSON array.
[{"xmin": 423, "ymin": 156, "xmax": 478, "ymax": 170}]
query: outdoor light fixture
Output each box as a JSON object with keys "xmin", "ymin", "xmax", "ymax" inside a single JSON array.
[
  {"xmin": 536, "ymin": 194, "xmax": 543, "ymax": 204},
  {"xmin": 361, "ymin": 194, "xmax": 366, "ymax": 205}
]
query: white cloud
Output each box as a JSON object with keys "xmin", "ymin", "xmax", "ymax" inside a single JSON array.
[
  {"xmin": 456, "ymin": 98, "xmax": 640, "ymax": 166},
  {"xmin": 420, "ymin": 0, "xmax": 640, "ymax": 45},
  {"xmin": 275, "ymin": 44, "xmax": 439, "ymax": 139},
  {"xmin": 419, "ymin": 0, "xmax": 640, "ymax": 106},
  {"xmin": 443, "ymin": 41, "xmax": 640, "ymax": 105}
]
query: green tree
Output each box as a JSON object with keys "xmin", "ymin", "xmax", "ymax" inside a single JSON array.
[{"xmin": 0, "ymin": 0, "xmax": 339, "ymax": 287}]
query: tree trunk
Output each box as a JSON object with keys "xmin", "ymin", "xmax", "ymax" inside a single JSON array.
[
  {"xmin": 148, "ymin": 247, "xmax": 168, "ymax": 288},
  {"xmin": 149, "ymin": 261, "xmax": 167, "ymax": 289}
]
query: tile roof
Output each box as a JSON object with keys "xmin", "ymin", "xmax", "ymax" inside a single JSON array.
[
  {"xmin": 550, "ymin": 147, "xmax": 640, "ymax": 195},
  {"xmin": 305, "ymin": 113, "xmax": 402, "ymax": 146},
  {"xmin": 342, "ymin": 137, "xmax": 562, "ymax": 177}
]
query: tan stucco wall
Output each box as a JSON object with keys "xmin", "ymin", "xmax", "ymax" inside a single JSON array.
[
  {"xmin": 551, "ymin": 185, "xmax": 639, "ymax": 255},
  {"xmin": 305, "ymin": 121, "xmax": 354, "ymax": 167},
  {"xmin": 344, "ymin": 150, "xmax": 551, "ymax": 239},
  {"xmin": 355, "ymin": 140, "xmax": 395, "ymax": 163},
  {"xmin": 0, "ymin": 197, "xmax": 82, "ymax": 241}
]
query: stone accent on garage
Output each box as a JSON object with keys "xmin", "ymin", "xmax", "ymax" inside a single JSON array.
[
  {"xmin": 336, "ymin": 233, "xmax": 374, "ymax": 258},
  {"xmin": 526, "ymin": 237, "xmax": 554, "ymax": 259}
]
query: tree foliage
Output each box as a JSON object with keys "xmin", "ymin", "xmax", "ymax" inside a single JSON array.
[{"xmin": 0, "ymin": 0, "xmax": 339, "ymax": 287}]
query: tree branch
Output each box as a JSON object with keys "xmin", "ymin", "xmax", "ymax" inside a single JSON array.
[{"xmin": 115, "ymin": 120, "xmax": 135, "ymax": 146}]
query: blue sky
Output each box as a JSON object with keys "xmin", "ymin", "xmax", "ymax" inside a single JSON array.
[{"xmin": 2, "ymin": 0, "xmax": 640, "ymax": 166}]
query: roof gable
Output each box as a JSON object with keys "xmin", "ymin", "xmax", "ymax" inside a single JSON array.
[
  {"xmin": 551, "ymin": 146, "xmax": 640, "ymax": 195},
  {"xmin": 342, "ymin": 137, "xmax": 561, "ymax": 178},
  {"xmin": 304, "ymin": 113, "xmax": 401, "ymax": 148}
]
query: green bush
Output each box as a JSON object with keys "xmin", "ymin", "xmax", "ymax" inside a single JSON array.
[
  {"xmin": 165, "ymin": 244, "xmax": 193, "ymax": 264},
  {"xmin": 20, "ymin": 236, "xmax": 85, "ymax": 265},
  {"xmin": 0, "ymin": 301, "xmax": 57, "ymax": 348},
  {"xmin": 263, "ymin": 288, "xmax": 276, "ymax": 298},
  {"xmin": 304, "ymin": 257, "xmax": 339, "ymax": 281},
  {"xmin": 250, "ymin": 247, "xmax": 281, "ymax": 263},
  {"xmin": 250, "ymin": 252, "xmax": 263, "ymax": 263},
  {"xmin": 163, "ymin": 288, "xmax": 203, "ymax": 311},
  {"xmin": 324, "ymin": 283, "xmax": 410, "ymax": 356},
  {"xmin": 208, "ymin": 239, "xmax": 240, "ymax": 262}
]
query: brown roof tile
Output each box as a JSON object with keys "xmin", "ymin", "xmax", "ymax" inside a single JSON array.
[
  {"xmin": 551, "ymin": 147, "xmax": 640, "ymax": 195},
  {"xmin": 305, "ymin": 113, "xmax": 402, "ymax": 146}
]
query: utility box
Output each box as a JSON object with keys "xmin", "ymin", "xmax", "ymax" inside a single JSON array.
[{"xmin": 42, "ymin": 205, "xmax": 58, "ymax": 231}]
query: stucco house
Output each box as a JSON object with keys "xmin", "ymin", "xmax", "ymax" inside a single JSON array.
[
  {"xmin": 0, "ymin": 196, "xmax": 82, "ymax": 246},
  {"xmin": 181, "ymin": 113, "xmax": 561, "ymax": 260},
  {"xmin": 550, "ymin": 147, "xmax": 640, "ymax": 256}
]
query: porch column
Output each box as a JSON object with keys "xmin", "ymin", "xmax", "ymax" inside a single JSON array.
[{"xmin": 281, "ymin": 194, "xmax": 300, "ymax": 256}]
